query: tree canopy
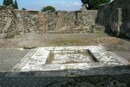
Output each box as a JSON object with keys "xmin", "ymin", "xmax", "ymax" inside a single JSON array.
[
  {"xmin": 41, "ymin": 6, "xmax": 56, "ymax": 12},
  {"xmin": 81, "ymin": 0, "xmax": 110, "ymax": 9},
  {"xmin": 81, "ymin": 0, "xmax": 89, "ymax": 5},
  {"xmin": 3, "ymin": 0, "xmax": 13, "ymax": 6},
  {"xmin": 22, "ymin": 8, "xmax": 26, "ymax": 10},
  {"xmin": 3, "ymin": 0, "xmax": 18, "ymax": 9},
  {"xmin": 13, "ymin": 0, "xmax": 18, "ymax": 9}
]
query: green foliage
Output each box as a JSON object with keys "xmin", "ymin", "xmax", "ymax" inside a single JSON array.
[
  {"xmin": 41, "ymin": 6, "xmax": 55, "ymax": 12},
  {"xmin": 81, "ymin": 0, "xmax": 89, "ymax": 4},
  {"xmin": 3, "ymin": 0, "xmax": 13, "ymax": 6},
  {"xmin": 3, "ymin": 0, "xmax": 18, "ymax": 9},
  {"xmin": 81, "ymin": 0, "xmax": 110, "ymax": 9},
  {"xmin": 22, "ymin": 8, "xmax": 26, "ymax": 10},
  {"xmin": 3, "ymin": 0, "xmax": 5, "ymax": 5},
  {"xmin": 90, "ymin": 0, "xmax": 110, "ymax": 9},
  {"xmin": 13, "ymin": 0, "xmax": 18, "ymax": 9}
]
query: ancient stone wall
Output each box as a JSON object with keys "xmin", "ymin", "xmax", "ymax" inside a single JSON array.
[
  {"xmin": 0, "ymin": 5, "xmax": 103, "ymax": 38},
  {"xmin": 96, "ymin": 0, "xmax": 130, "ymax": 37},
  {"xmin": 0, "ymin": 6, "xmax": 39, "ymax": 38},
  {"xmin": 0, "ymin": 6, "xmax": 17, "ymax": 38},
  {"xmin": 37, "ymin": 11, "xmax": 82, "ymax": 34},
  {"xmin": 82, "ymin": 5, "xmax": 105, "ymax": 33},
  {"xmin": 14, "ymin": 10, "xmax": 38, "ymax": 35}
]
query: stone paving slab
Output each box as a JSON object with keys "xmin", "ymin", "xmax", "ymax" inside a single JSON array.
[
  {"xmin": 113, "ymin": 51, "xmax": 130, "ymax": 62},
  {"xmin": 0, "ymin": 48, "xmax": 30, "ymax": 71}
]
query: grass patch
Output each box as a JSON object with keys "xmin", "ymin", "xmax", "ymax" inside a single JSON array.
[{"xmin": 0, "ymin": 33, "xmax": 121, "ymax": 48}]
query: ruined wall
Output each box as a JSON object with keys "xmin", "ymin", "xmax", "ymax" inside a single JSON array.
[
  {"xmin": 82, "ymin": 5, "xmax": 105, "ymax": 33},
  {"xmin": 37, "ymin": 11, "xmax": 82, "ymax": 34},
  {"xmin": 14, "ymin": 10, "xmax": 38, "ymax": 35},
  {"xmin": 96, "ymin": 0, "xmax": 130, "ymax": 37},
  {"xmin": 0, "ymin": 6, "xmax": 38, "ymax": 38},
  {"xmin": 0, "ymin": 5, "xmax": 104, "ymax": 38},
  {"xmin": 0, "ymin": 6, "xmax": 17, "ymax": 38},
  {"xmin": 37, "ymin": 9, "xmax": 104, "ymax": 34},
  {"xmin": 121, "ymin": 8, "xmax": 130, "ymax": 37}
]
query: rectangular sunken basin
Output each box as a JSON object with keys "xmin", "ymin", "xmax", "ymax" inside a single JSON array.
[
  {"xmin": 12, "ymin": 46, "xmax": 130, "ymax": 72},
  {"xmin": 46, "ymin": 50, "xmax": 97, "ymax": 64}
]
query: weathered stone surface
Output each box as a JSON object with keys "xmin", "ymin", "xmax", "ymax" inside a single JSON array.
[
  {"xmin": 0, "ymin": 6, "xmax": 17, "ymax": 38},
  {"xmin": 0, "ymin": 5, "xmax": 105, "ymax": 38},
  {"xmin": 81, "ymin": 5, "xmax": 105, "ymax": 33},
  {"xmin": 96, "ymin": 0, "xmax": 130, "ymax": 37},
  {"xmin": 12, "ymin": 46, "xmax": 130, "ymax": 72},
  {"xmin": 0, "ymin": 0, "xmax": 129, "ymax": 38},
  {"xmin": 45, "ymin": 76, "xmax": 129, "ymax": 87}
]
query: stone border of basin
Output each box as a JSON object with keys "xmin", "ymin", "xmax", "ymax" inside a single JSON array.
[{"xmin": 11, "ymin": 45, "xmax": 130, "ymax": 73}]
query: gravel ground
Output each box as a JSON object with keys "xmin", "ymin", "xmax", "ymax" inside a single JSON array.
[{"xmin": 0, "ymin": 48, "xmax": 29, "ymax": 71}]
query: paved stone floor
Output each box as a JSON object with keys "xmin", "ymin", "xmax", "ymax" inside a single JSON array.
[
  {"xmin": 0, "ymin": 48, "xmax": 29, "ymax": 71},
  {"xmin": 113, "ymin": 51, "xmax": 130, "ymax": 62},
  {"xmin": 5, "ymin": 46, "xmax": 128, "ymax": 73},
  {"xmin": 0, "ymin": 46, "xmax": 130, "ymax": 87},
  {"xmin": 0, "ymin": 46, "xmax": 130, "ymax": 72}
]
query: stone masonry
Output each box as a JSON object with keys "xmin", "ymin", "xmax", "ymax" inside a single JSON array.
[
  {"xmin": 1, "ymin": 0, "xmax": 130, "ymax": 38},
  {"xmin": 96, "ymin": 0, "xmax": 130, "ymax": 37},
  {"xmin": 0, "ymin": 6, "xmax": 17, "ymax": 38},
  {"xmin": 0, "ymin": 5, "xmax": 104, "ymax": 38},
  {"xmin": 5, "ymin": 46, "xmax": 129, "ymax": 87},
  {"xmin": 12, "ymin": 46, "xmax": 129, "ymax": 72}
]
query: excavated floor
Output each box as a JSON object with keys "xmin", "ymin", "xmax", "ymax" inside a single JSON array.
[
  {"xmin": 6, "ymin": 46, "xmax": 129, "ymax": 76},
  {"xmin": 0, "ymin": 46, "xmax": 130, "ymax": 87}
]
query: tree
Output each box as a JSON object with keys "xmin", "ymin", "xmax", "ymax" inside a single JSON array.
[
  {"xmin": 81, "ymin": 0, "xmax": 91, "ymax": 9},
  {"xmin": 41, "ymin": 6, "xmax": 55, "ymax": 12},
  {"xmin": 3, "ymin": 0, "xmax": 6, "ymax": 5},
  {"xmin": 90, "ymin": 0, "xmax": 110, "ymax": 9},
  {"xmin": 81, "ymin": 0, "xmax": 89, "ymax": 4},
  {"xmin": 81, "ymin": 0, "xmax": 110, "ymax": 9},
  {"xmin": 10, "ymin": 0, "xmax": 13, "ymax": 6},
  {"xmin": 22, "ymin": 8, "xmax": 26, "ymax": 10},
  {"xmin": 13, "ymin": 0, "xmax": 18, "ymax": 9},
  {"xmin": 3, "ymin": 0, "xmax": 18, "ymax": 9},
  {"xmin": 3, "ymin": 0, "xmax": 13, "ymax": 6}
]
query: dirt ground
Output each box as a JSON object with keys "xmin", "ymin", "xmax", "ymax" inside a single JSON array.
[
  {"xmin": 0, "ymin": 32, "xmax": 130, "ymax": 61},
  {"xmin": 0, "ymin": 32, "xmax": 128, "ymax": 48}
]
